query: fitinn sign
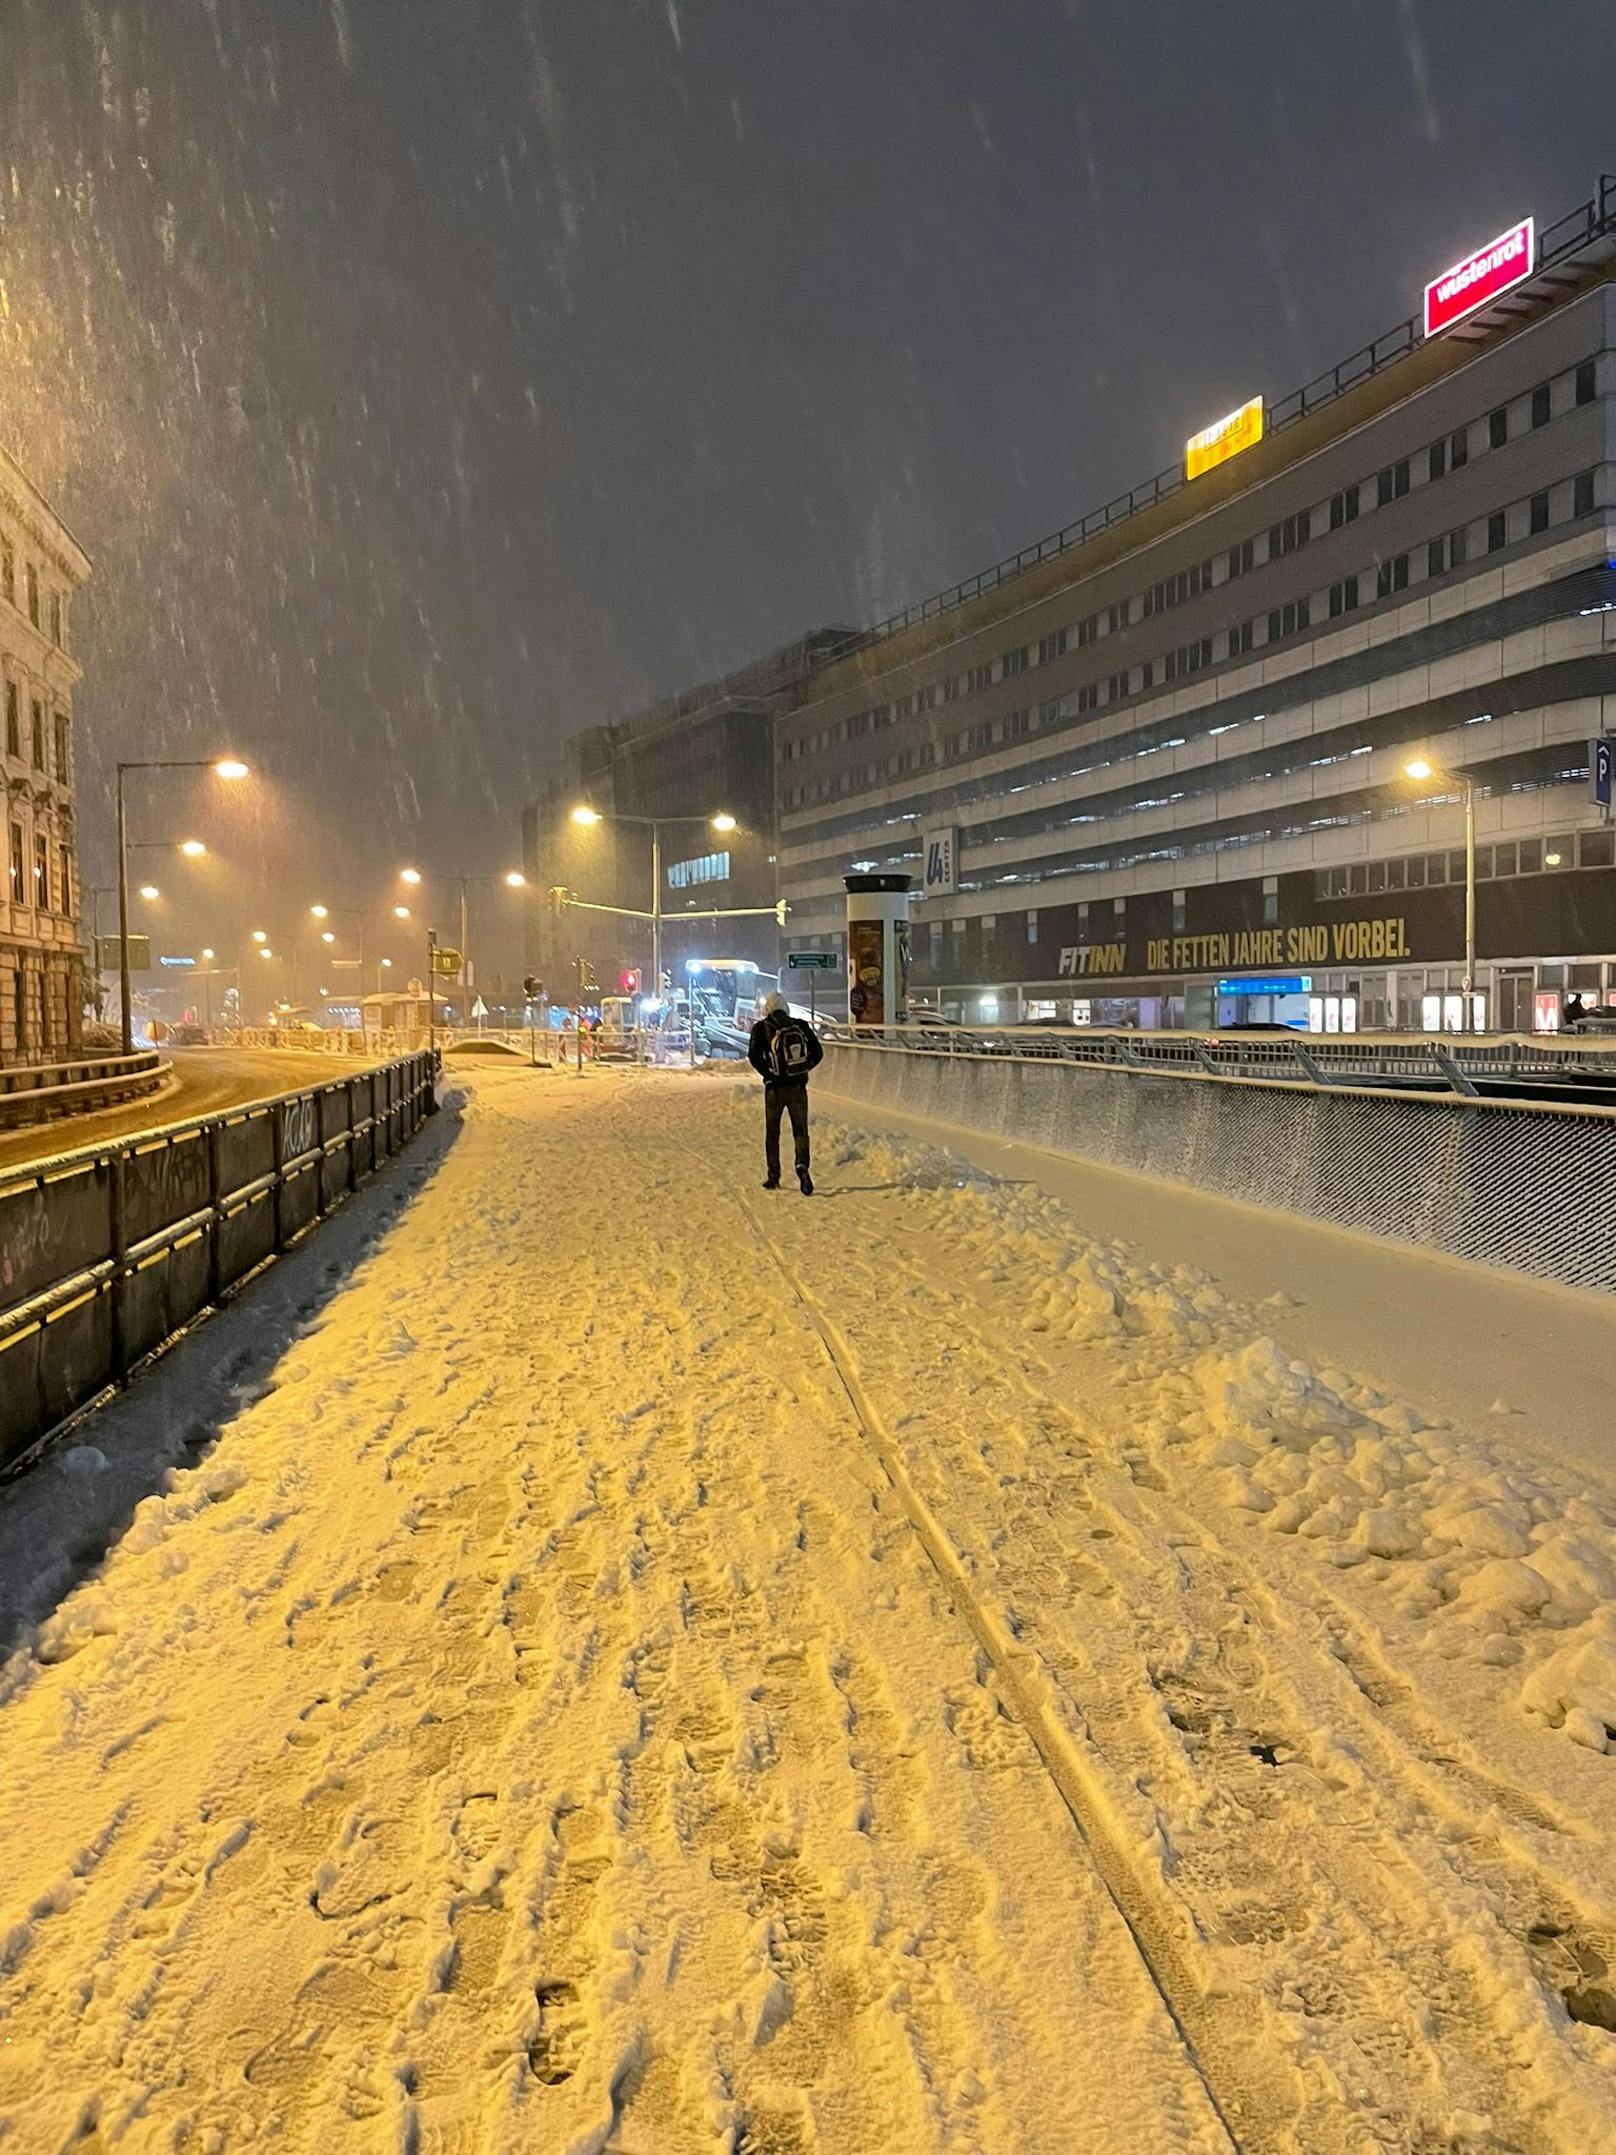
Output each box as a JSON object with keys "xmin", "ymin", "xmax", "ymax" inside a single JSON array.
[{"xmin": 1056, "ymin": 915, "xmax": 1416, "ymax": 980}]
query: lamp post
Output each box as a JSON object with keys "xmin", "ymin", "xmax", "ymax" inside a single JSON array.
[
  {"xmin": 115, "ymin": 759, "xmax": 248, "ymax": 1053},
  {"xmin": 568, "ymin": 808, "xmax": 736, "ymax": 1006},
  {"xmin": 1405, "ymin": 755, "xmax": 1477, "ymax": 1021},
  {"xmin": 396, "ymin": 867, "xmax": 525, "ymax": 1028}
]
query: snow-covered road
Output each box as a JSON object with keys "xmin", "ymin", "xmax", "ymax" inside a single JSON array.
[{"xmin": 2, "ymin": 1062, "xmax": 1615, "ymax": 2153}]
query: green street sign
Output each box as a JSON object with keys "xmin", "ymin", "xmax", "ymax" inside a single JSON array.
[{"xmin": 786, "ymin": 951, "xmax": 838, "ymax": 971}]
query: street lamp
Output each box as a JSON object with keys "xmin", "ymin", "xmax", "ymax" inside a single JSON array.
[
  {"xmin": 115, "ymin": 757, "xmax": 249, "ymax": 1051},
  {"xmin": 394, "ymin": 867, "xmax": 525, "ymax": 1025},
  {"xmin": 252, "ymin": 928, "xmax": 268, "ymax": 944},
  {"xmin": 179, "ymin": 839, "xmax": 207, "ymax": 858},
  {"xmin": 567, "ymin": 806, "xmax": 737, "ymax": 1001},
  {"xmin": 1404, "ymin": 754, "xmax": 1478, "ymax": 1018},
  {"xmin": 138, "ymin": 883, "xmax": 160, "ymax": 902},
  {"xmin": 309, "ymin": 903, "xmax": 329, "ymax": 921}
]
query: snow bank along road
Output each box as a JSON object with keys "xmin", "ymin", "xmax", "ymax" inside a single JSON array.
[{"xmin": 2, "ymin": 1066, "xmax": 1614, "ymax": 2152}]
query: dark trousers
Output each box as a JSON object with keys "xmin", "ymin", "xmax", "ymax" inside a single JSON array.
[{"xmin": 764, "ymin": 1082, "xmax": 810, "ymax": 1180}]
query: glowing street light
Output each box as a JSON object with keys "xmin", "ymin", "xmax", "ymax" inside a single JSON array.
[
  {"xmin": 504, "ymin": 869, "xmax": 527, "ymax": 888},
  {"xmin": 201, "ymin": 946, "xmax": 215, "ymax": 961},
  {"xmin": 179, "ymin": 839, "xmax": 207, "ymax": 858},
  {"xmin": 567, "ymin": 805, "xmax": 742, "ymax": 1003},
  {"xmin": 393, "ymin": 903, "xmax": 412, "ymax": 920},
  {"xmin": 258, "ymin": 947, "xmax": 274, "ymax": 961},
  {"xmin": 138, "ymin": 883, "xmax": 160, "ymax": 901},
  {"xmin": 399, "ymin": 866, "xmax": 423, "ymax": 886},
  {"xmin": 321, "ymin": 930, "xmax": 335, "ymax": 944},
  {"xmin": 252, "ymin": 928, "xmax": 268, "ymax": 944},
  {"xmin": 114, "ymin": 754, "xmax": 253, "ymax": 1052},
  {"xmin": 1404, "ymin": 752, "xmax": 1478, "ymax": 1012},
  {"xmin": 309, "ymin": 903, "xmax": 330, "ymax": 920}
]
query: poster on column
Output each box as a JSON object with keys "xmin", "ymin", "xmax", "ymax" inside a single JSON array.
[
  {"xmin": 848, "ymin": 918, "xmax": 885, "ymax": 1026},
  {"xmin": 893, "ymin": 916, "xmax": 910, "ymax": 1020}
]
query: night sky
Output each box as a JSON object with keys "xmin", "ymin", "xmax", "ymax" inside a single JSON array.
[{"xmin": 2, "ymin": 0, "xmax": 1613, "ymax": 991}]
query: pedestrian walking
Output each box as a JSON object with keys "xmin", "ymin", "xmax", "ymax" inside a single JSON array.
[{"xmin": 748, "ymin": 991, "xmax": 824, "ymax": 1194}]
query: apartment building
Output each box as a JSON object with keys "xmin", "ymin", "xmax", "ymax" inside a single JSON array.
[
  {"xmin": 0, "ymin": 444, "xmax": 90, "ymax": 1060},
  {"xmin": 777, "ymin": 183, "xmax": 1616, "ymax": 1032}
]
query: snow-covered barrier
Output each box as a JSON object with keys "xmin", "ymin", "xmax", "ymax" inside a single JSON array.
[
  {"xmin": 0, "ymin": 1051, "xmax": 438, "ymax": 1472},
  {"xmin": 821, "ymin": 1042, "xmax": 1616, "ymax": 1295}
]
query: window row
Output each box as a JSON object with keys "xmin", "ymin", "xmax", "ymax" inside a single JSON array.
[
  {"xmin": 778, "ymin": 466, "xmax": 1604, "ymax": 808},
  {"xmin": 5, "ymin": 818, "xmax": 73, "ymax": 916},
  {"xmin": 1314, "ymin": 825, "xmax": 1614, "ymax": 898},
  {"xmin": 666, "ymin": 848, "xmax": 731, "ymax": 889},
  {"xmin": 782, "ymin": 352, "xmax": 1603, "ymax": 767},
  {"xmin": 0, "ymin": 541, "xmax": 70, "ymax": 649},
  {"xmin": 2, "ymin": 678, "xmax": 71, "ymax": 781}
]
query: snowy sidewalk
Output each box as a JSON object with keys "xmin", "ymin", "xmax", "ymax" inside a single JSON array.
[{"xmin": 2, "ymin": 1064, "xmax": 1615, "ymax": 2153}]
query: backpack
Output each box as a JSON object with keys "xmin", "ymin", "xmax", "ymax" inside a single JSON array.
[{"xmin": 765, "ymin": 1016, "xmax": 814, "ymax": 1082}]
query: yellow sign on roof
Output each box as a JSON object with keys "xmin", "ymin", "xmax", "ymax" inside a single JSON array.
[{"xmin": 1185, "ymin": 396, "xmax": 1264, "ymax": 482}]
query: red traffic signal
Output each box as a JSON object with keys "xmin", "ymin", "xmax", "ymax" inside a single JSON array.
[{"xmin": 621, "ymin": 969, "xmax": 640, "ymax": 994}]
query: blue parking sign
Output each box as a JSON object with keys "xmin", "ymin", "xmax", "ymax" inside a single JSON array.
[{"xmin": 1593, "ymin": 736, "xmax": 1614, "ymax": 811}]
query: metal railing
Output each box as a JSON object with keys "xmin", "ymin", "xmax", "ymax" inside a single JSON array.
[
  {"xmin": 820, "ymin": 1034, "xmax": 1616, "ymax": 1294},
  {"xmin": 0, "ymin": 1050, "xmax": 438, "ymax": 1473},
  {"xmin": 822, "ymin": 173, "xmax": 1616, "ymax": 664},
  {"xmin": 0, "ymin": 1050, "xmax": 169, "ymax": 1128},
  {"xmin": 822, "ymin": 1024, "xmax": 1616, "ymax": 1100}
]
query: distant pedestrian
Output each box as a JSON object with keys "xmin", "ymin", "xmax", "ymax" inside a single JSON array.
[
  {"xmin": 748, "ymin": 991, "xmax": 824, "ymax": 1194},
  {"xmin": 1563, "ymin": 992, "xmax": 1587, "ymax": 1030}
]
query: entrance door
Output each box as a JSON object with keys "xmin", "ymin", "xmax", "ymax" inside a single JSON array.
[{"xmin": 1497, "ymin": 968, "xmax": 1533, "ymax": 1034}]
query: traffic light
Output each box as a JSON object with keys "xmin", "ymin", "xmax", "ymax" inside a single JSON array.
[
  {"xmin": 621, "ymin": 969, "xmax": 640, "ymax": 994},
  {"xmin": 548, "ymin": 885, "xmax": 569, "ymax": 916},
  {"xmin": 523, "ymin": 975, "xmax": 542, "ymax": 1000},
  {"xmin": 775, "ymin": 898, "xmax": 789, "ymax": 927}
]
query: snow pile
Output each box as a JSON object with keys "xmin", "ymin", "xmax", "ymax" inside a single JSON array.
[{"xmin": 808, "ymin": 1107, "xmax": 1616, "ymax": 1757}]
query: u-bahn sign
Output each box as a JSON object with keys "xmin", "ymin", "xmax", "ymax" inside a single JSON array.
[
  {"xmin": 922, "ymin": 827, "xmax": 958, "ymax": 897},
  {"xmin": 1423, "ymin": 217, "xmax": 1534, "ymax": 338}
]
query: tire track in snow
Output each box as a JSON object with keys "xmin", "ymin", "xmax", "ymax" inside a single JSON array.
[{"xmin": 726, "ymin": 1179, "xmax": 1251, "ymax": 2153}]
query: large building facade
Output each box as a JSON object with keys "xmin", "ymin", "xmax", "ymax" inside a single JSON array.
[
  {"xmin": 0, "ymin": 446, "xmax": 89, "ymax": 1062},
  {"xmin": 778, "ymin": 192, "xmax": 1616, "ymax": 1033},
  {"xmin": 523, "ymin": 632, "xmax": 848, "ymax": 1002}
]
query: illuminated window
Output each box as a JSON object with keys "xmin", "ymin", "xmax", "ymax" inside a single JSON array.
[{"xmin": 666, "ymin": 850, "xmax": 731, "ymax": 890}]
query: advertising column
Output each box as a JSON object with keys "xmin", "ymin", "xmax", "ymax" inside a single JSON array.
[{"xmin": 844, "ymin": 873, "xmax": 912, "ymax": 1027}]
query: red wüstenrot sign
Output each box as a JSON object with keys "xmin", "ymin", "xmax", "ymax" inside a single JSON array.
[{"xmin": 1423, "ymin": 217, "xmax": 1535, "ymax": 338}]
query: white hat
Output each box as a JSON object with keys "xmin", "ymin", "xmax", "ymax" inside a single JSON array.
[{"xmin": 763, "ymin": 991, "xmax": 788, "ymax": 1015}]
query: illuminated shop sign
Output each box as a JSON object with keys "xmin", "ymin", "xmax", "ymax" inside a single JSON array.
[
  {"xmin": 1423, "ymin": 217, "xmax": 1534, "ymax": 338},
  {"xmin": 1218, "ymin": 974, "xmax": 1311, "ymax": 997},
  {"xmin": 1184, "ymin": 396, "xmax": 1264, "ymax": 482}
]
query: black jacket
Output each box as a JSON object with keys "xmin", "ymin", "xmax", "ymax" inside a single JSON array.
[{"xmin": 748, "ymin": 1009, "xmax": 824, "ymax": 1084}]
